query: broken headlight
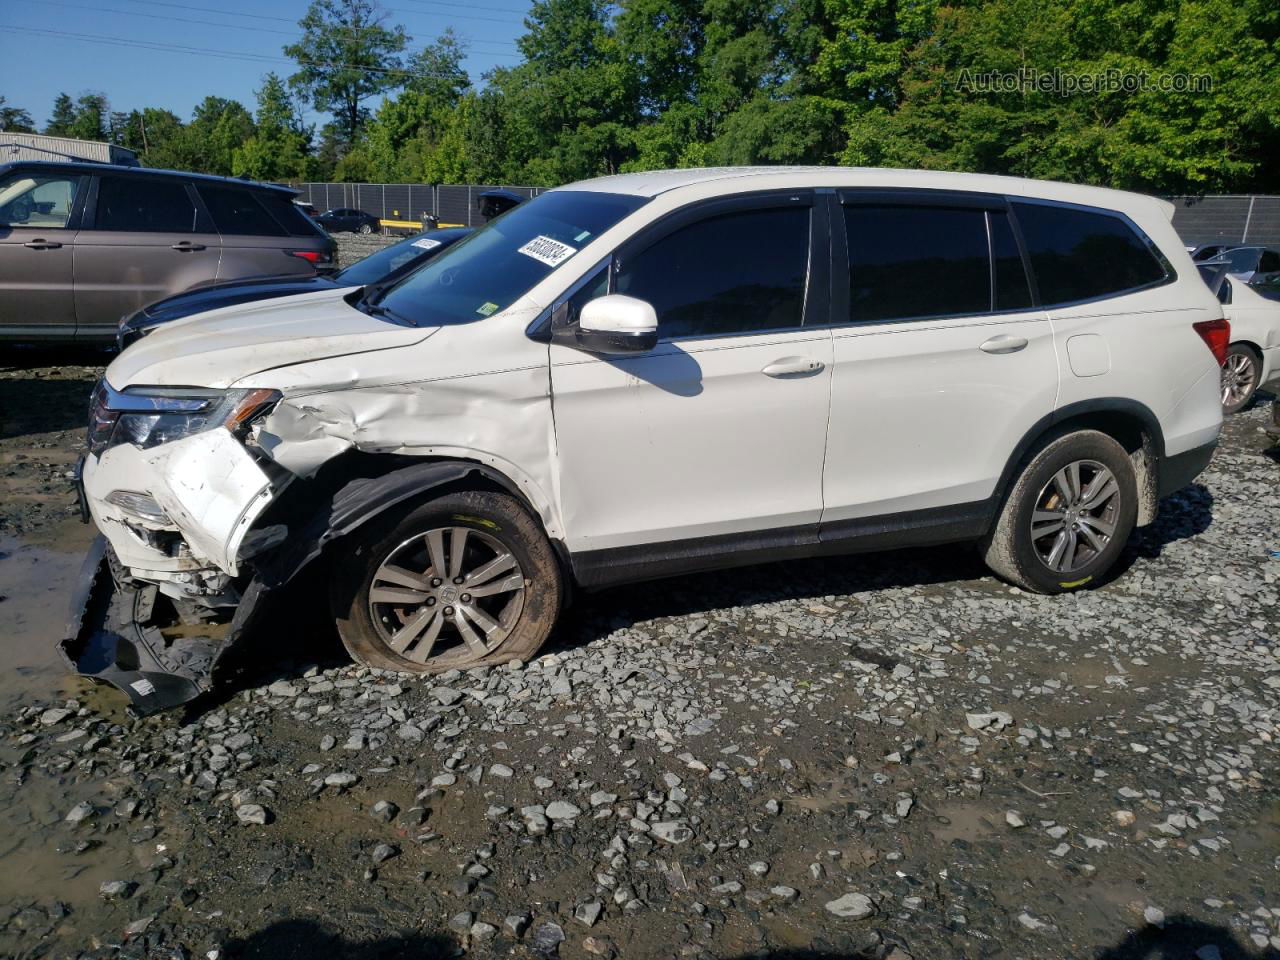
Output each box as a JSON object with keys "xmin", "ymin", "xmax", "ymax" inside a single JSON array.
[{"xmin": 88, "ymin": 382, "xmax": 281, "ymax": 455}]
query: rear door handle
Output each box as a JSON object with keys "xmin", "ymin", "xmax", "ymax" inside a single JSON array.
[
  {"xmin": 171, "ymin": 241, "xmax": 206, "ymax": 252},
  {"xmin": 980, "ymin": 335, "xmax": 1028, "ymax": 354},
  {"xmin": 762, "ymin": 356, "xmax": 825, "ymax": 378},
  {"xmin": 23, "ymin": 239, "xmax": 62, "ymax": 250}
]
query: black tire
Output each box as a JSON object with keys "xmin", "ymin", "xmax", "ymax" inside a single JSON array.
[
  {"xmin": 982, "ymin": 430, "xmax": 1138, "ymax": 594},
  {"xmin": 1221, "ymin": 343, "xmax": 1261, "ymax": 414},
  {"xmin": 330, "ymin": 490, "xmax": 562, "ymax": 674},
  {"xmin": 359, "ymin": 222, "xmax": 373, "ymax": 235}
]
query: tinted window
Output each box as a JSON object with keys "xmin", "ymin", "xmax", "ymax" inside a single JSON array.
[
  {"xmin": 1012, "ymin": 202, "xmax": 1167, "ymax": 305},
  {"xmin": 96, "ymin": 176, "xmax": 197, "ymax": 233},
  {"xmin": 990, "ymin": 210, "xmax": 1033, "ymax": 311},
  {"xmin": 844, "ymin": 205, "xmax": 989, "ymax": 322},
  {"xmin": 1258, "ymin": 249, "xmax": 1280, "ymax": 273},
  {"xmin": 0, "ymin": 172, "xmax": 81, "ymax": 228},
  {"xmin": 375, "ymin": 190, "xmax": 648, "ymax": 326},
  {"xmin": 615, "ymin": 206, "xmax": 809, "ymax": 338},
  {"xmin": 258, "ymin": 193, "xmax": 322, "ymax": 237},
  {"xmin": 197, "ymin": 186, "xmax": 285, "ymax": 236}
]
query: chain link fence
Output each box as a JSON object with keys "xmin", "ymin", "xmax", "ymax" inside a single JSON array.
[{"xmin": 292, "ymin": 183, "xmax": 543, "ymax": 229}]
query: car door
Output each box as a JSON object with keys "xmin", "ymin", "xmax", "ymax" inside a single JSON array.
[
  {"xmin": 74, "ymin": 174, "xmax": 222, "ymax": 336},
  {"xmin": 0, "ymin": 169, "xmax": 86, "ymax": 336},
  {"xmin": 548, "ymin": 192, "xmax": 834, "ymax": 573},
  {"xmin": 195, "ymin": 184, "xmax": 318, "ymax": 280},
  {"xmin": 819, "ymin": 191, "xmax": 1059, "ymax": 535}
]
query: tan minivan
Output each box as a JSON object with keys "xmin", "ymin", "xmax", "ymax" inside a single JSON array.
[{"xmin": 0, "ymin": 160, "xmax": 334, "ymax": 341}]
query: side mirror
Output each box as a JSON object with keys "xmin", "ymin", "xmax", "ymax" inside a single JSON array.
[{"xmin": 571, "ymin": 294, "xmax": 658, "ymax": 355}]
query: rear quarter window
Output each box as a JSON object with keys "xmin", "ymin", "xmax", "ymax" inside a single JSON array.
[
  {"xmin": 257, "ymin": 192, "xmax": 326, "ymax": 237},
  {"xmin": 197, "ymin": 185, "xmax": 286, "ymax": 237},
  {"xmin": 1011, "ymin": 201, "xmax": 1169, "ymax": 306}
]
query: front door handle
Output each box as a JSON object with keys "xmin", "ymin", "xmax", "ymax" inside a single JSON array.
[
  {"xmin": 762, "ymin": 356, "xmax": 825, "ymax": 378},
  {"xmin": 980, "ymin": 335, "xmax": 1029, "ymax": 354},
  {"xmin": 23, "ymin": 239, "xmax": 62, "ymax": 250},
  {"xmin": 171, "ymin": 241, "xmax": 206, "ymax": 252}
]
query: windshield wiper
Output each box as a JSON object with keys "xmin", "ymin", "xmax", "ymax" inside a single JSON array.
[{"xmin": 358, "ymin": 294, "xmax": 414, "ymax": 327}]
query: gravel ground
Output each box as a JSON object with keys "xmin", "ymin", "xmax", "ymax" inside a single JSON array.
[{"xmin": 1, "ymin": 337, "xmax": 1278, "ymax": 959}]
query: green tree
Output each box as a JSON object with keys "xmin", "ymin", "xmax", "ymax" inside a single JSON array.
[
  {"xmin": 285, "ymin": 0, "xmax": 408, "ymax": 145},
  {"xmin": 0, "ymin": 96, "xmax": 36, "ymax": 132},
  {"xmin": 183, "ymin": 96, "xmax": 256, "ymax": 175},
  {"xmin": 68, "ymin": 93, "xmax": 110, "ymax": 141},
  {"xmin": 45, "ymin": 93, "xmax": 77, "ymax": 136},
  {"xmin": 233, "ymin": 74, "xmax": 314, "ymax": 181}
]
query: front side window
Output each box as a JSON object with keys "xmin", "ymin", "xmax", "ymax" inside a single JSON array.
[
  {"xmin": 614, "ymin": 206, "xmax": 810, "ymax": 339},
  {"xmin": 374, "ymin": 190, "xmax": 648, "ymax": 326},
  {"xmin": 1012, "ymin": 201, "xmax": 1167, "ymax": 305},
  {"xmin": 197, "ymin": 186, "xmax": 285, "ymax": 237},
  {"xmin": 844, "ymin": 205, "xmax": 990, "ymax": 322},
  {"xmin": 0, "ymin": 172, "xmax": 81, "ymax": 228},
  {"xmin": 96, "ymin": 176, "xmax": 197, "ymax": 233}
]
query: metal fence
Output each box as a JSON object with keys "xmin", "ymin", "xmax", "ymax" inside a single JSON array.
[
  {"xmin": 1167, "ymin": 195, "xmax": 1280, "ymax": 247},
  {"xmin": 292, "ymin": 183, "xmax": 543, "ymax": 228}
]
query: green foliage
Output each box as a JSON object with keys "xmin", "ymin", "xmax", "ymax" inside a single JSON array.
[
  {"xmin": 0, "ymin": 96, "xmax": 36, "ymax": 132},
  {"xmin": 26, "ymin": 0, "xmax": 1280, "ymax": 193},
  {"xmin": 285, "ymin": 0, "xmax": 408, "ymax": 145}
]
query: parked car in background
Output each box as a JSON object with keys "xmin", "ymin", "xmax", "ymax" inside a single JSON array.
[
  {"xmin": 477, "ymin": 189, "xmax": 525, "ymax": 222},
  {"xmin": 1218, "ymin": 245, "xmax": 1280, "ymax": 284},
  {"xmin": 1201, "ymin": 268, "xmax": 1280, "ymax": 412},
  {"xmin": 69, "ymin": 167, "xmax": 1225, "ymax": 712},
  {"xmin": 294, "ymin": 199, "xmax": 318, "ymax": 218},
  {"xmin": 0, "ymin": 160, "xmax": 333, "ymax": 341},
  {"xmin": 118, "ymin": 228, "xmax": 473, "ymax": 348},
  {"xmin": 315, "ymin": 207, "xmax": 382, "ymax": 234}
]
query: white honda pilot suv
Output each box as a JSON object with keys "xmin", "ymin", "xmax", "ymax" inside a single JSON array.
[{"xmin": 70, "ymin": 167, "xmax": 1226, "ymax": 713}]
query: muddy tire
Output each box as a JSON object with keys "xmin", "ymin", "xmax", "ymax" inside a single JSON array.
[
  {"xmin": 982, "ymin": 430, "xmax": 1138, "ymax": 594},
  {"xmin": 330, "ymin": 490, "xmax": 562, "ymax": 674}
]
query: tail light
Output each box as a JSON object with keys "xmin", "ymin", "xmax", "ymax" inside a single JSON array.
[
  {"xmin": 286, "ymin": 249, "xmax": 331, "ymax": 266},
  {"xmin": 1192, "ymin": 318, "xmax": 1231, "ymax": 366}
]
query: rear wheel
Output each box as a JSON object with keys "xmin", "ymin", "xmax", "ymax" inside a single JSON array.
[
  {"xmin": 359, "ymin": 222, "xmax": 373, "ymax": 235},
  {"xmin": 982, "ymin": 430, "xmax": 1138, "ymax": 594},
  {"xmin": 331, "ymin": 490, "xmax": 562, "ymax": 674},
  {"xmin": 1221, "ymin": 343, "xmax": 1260, "ymax": 414}
]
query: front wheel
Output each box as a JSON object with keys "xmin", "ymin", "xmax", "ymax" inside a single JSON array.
[
  {"xmin": 331, "ymin": 490, "xmax": 562, "ymax": 674},
  {"xmin": 982, "ymin": 430, "xmax": 1138, "ymax": 594},
  {"xmin": 1221, "ymin": 344, "xmax": 1260, "ymax": 414}
]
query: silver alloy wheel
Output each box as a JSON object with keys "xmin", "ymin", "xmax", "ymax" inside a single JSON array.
[
  {"xmin": 1221, "ymin": 351, "xmax": 1256, "ymax": 408},
  {"xmin": 1029, "ymin": 459, "xmax": 1120, "ymax": 574},
  {"xmin": 368, "ymin": 526, "xmax": 525, "ymax": 666}
]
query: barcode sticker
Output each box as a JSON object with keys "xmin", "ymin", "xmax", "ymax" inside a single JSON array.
[
  {"xmin": 411, "ymin": 237, "xmax": 442, "ymax": 250},
  {"xmin": 130, "ymin": 678, "xmax": 156, "ymax": 696},
  {"xmin": 518, "ymin": 235, "xmax": 577, "ymax": 267}
]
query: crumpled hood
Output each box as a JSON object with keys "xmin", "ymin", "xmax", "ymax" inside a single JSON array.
[{"xmin": 106, "ymin": 288, "xmax": 436, "ymax": 389}]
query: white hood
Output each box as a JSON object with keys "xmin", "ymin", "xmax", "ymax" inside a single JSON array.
[{"xmin": 105, "ymin": 288, "xmax": 436, "ymax": 389}]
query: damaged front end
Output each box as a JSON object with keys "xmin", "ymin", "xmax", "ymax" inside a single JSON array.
[{"xmin": 62, "ymin": 381, "xmax": 289, "ymax": 714}]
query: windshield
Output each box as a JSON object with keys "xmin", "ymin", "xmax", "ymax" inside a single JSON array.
[
  {"xmin": 337, "ymin": 231, "xmax": 464, "ymax": 286},
  {"xmin": 373, "ymin": 190, "xmax": 648, "ymax": 325}
]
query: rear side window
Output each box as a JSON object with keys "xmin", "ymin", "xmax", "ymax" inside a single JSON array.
[
  {"xmin": 844, "ymin": 205, "xmax": 990, "ymax": 322},
  {"xmin": 96, "ymin": 176, "xmax": 196, "ymax": 233},
  {"xmin": 197, "ymin": 185, "xmax": 285, "ymax": 237},
  {"xmin": 1011, "ymin": 202, "xmax": 1167, "ymax": 305},
  {"xmin": 258, "ymin": 192, "xmax": 325, "ymax": 237},
  {"xmin": 615, "ymin": 206, "xmax": 810, "ymax": 338}
]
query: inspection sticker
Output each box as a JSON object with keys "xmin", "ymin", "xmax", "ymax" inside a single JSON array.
[
  {"xmin": 411, "ymin": 237, "xmax": 443, "ymax": 250},
  {"xmin": 476, "ymin": 301, "xmax": 499, "ymax": 316},
  {"xmin": 518, "ymin": 235, "xmax": 577, "ymax": 267}
]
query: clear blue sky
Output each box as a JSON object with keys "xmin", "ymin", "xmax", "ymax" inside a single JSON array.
[{"xmin": 0, "ymin": 0, "xmax": 531, "ymax": 129}]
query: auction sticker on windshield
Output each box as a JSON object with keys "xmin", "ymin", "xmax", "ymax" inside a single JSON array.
[
  {"xmin": 411, "ymin": 237, "xmax": 443, "ymax": 250},
  {"xmin": 518, "ymin": 235, "xmax": 577, "ymax": 267}
]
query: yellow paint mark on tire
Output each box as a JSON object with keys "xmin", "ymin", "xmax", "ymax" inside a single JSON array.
[
  {"xmin": 1059, "ymin": 576, "xmax": 1093, "ymax": 588},
  {"xmin": 453, "ymin": 514, "xmax": 500, "ymax": 530}
]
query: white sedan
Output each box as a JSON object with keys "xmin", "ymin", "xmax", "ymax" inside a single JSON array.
[{"xmin": 1220, "ymin": 276, "xmax": 1280, "ymax": 412}]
